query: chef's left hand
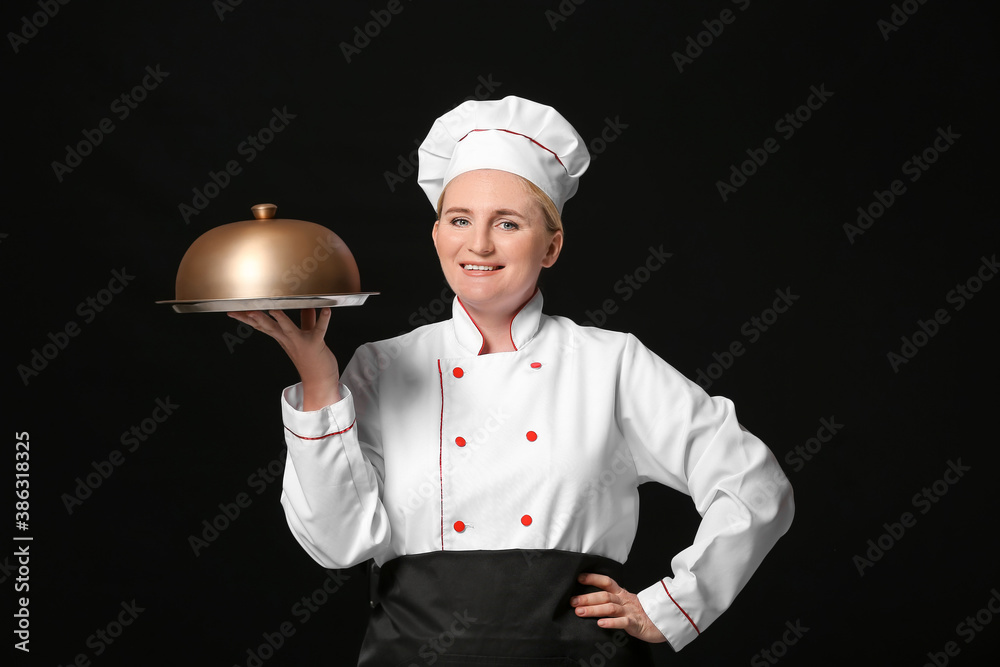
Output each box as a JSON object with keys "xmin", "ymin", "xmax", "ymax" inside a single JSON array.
[{"xmin": 571, "ymin": 573, "xmax": 667, "ymax": 643}]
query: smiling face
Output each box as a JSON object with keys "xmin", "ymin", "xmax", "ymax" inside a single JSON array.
[{"xmin": 432, "ymin": 169, "xmax": 563, "ymax": 320}]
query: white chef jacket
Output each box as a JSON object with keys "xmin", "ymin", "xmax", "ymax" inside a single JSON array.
[{"xmin": 279, "ymin": 290, "xmax": 794, "ymax": 651}]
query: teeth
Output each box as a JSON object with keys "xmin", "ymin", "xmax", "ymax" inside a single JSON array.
[{"xmin": 464, "ymin": 264, "xmax": 498, "ymax": 271}]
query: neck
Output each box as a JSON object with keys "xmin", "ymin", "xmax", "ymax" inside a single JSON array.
[
  {"xmin": 459, "ymin": 290, "xmax": 536, "ymax": 354},
  {"xmin": 462, "ymin": 302, "xmax": 516, "ymax": 354}
]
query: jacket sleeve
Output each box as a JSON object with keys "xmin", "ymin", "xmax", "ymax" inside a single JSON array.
[
  {"xmin": 619, "ymin": 334, "xmax": 795, "ymax": 651},
  {"xmin": 278, "ymin": 344, "xmax": 391, "ymax": 569}
]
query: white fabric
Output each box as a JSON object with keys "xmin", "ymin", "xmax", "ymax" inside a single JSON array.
[
  {"xmin": 417, "ymin": 96, "xmax": 590, "ymax": 213},
  {"xmin": 279, "ymin": 291, "xmax": 794, "ymax": 651}
]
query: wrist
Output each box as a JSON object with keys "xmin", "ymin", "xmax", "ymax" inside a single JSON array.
[{"xmin": 300, "ymin": 374, "xmax": 341, "ymax": 411}]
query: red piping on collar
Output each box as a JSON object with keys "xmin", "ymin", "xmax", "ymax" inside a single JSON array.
[
  {"xmin": 457, "ymin": 289, "xmax": 537, "ymax": 355},
  {"xmin": 458, "ymin": 128, "xmax": 566, "ymax": 167},
  {"xmin": 507, "ymin": 289, "xmax": 538, "ymax": 351},
  {"xmin": 456, "ymin": 297, "xmax": 487, "ymax": 355}
]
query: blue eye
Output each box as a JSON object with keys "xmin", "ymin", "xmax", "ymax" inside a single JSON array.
[
  {"xmin": 498, "ymin": 221, "xmax": 519, "ymax": 230},
  {"xmin": 450, "ymin": 217, "xmax": 470, "ymax": 227}
]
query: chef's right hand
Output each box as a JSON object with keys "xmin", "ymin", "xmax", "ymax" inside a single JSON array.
[{"xmin": 227, "ymin": 308, "xmax": 341, "ymax": 411}]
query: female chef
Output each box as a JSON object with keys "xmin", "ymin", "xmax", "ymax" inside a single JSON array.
[{"xmin": 229, "ymin": 96, "xmax": 794, "ymax": 665}]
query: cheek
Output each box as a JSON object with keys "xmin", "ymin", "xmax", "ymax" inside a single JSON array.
[{"xmin": 435, "ymin": 232, "xmax": 459, "ymax": 257}]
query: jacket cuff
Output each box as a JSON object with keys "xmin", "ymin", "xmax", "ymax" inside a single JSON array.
[
  {"xmin": 637, "ymin": 579, "xmax": 701, "ymax": 652},
  {"xmin": 281, "ymin": 382, "xmax": 355, "ymax": 440}
]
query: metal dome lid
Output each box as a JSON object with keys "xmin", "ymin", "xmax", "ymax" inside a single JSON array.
[{"xmin": 157, "ymin": 203, "xmax": 378, "ymax": 313}]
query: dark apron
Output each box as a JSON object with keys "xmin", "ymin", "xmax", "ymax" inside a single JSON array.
[{"xmin": 358, "ymin": 549, "xmax": 656, "ymax": 667}]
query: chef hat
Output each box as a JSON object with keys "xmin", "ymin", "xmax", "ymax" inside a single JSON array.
[{"xmin": 417, "ymin": 96, "xmax": 590, "ymax": 215}]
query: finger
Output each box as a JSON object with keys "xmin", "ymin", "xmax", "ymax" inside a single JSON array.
[
  {"xmin": 233, "ymin": 310, "xmax": 265, "ymax": 325},
  {"xmin": 595, "ymin": 616, "xmax": 629, "ymax": 631},
  {"xmin": 245, "ymin": 310, "xmax": 282, "ymax": 337},
  {"xmin": 266, "ymin": 309, "xmax": 299, "ymax": 335},
  {"xmin": 578, "ymin": 572, "xmax": 622, "ymax": 593},
  {"xmin": 575, "ymin": 602, "xmax": 622, "ymax": 618},
  {"xmin": 317, "ymin": 306, "xmax": 332, "ymax": 329},
  {"xmin": 299, "ymin": 308, "xmax": 316, "ymax": 330},
  {"xmin": 570, "ymin": 591, "xmax": 618, "ymax": 607}
]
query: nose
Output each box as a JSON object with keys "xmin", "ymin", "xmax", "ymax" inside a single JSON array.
[{"xmin": 468, "ymin": 222, "xmax": 494, "ymax": 255}]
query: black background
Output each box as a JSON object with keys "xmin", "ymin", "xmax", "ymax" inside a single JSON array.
[{"xmin": 4, "ymin": 0, "xmax": 998, "ymax": 665}]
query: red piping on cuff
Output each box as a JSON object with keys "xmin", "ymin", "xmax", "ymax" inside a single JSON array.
[
  {"xmin": 661, "ymin": 580, "xmax": 700, "ymax": 634},
  {"xmin": 284, "ymin": 420, "xmax": 356, "ymax": 440}
]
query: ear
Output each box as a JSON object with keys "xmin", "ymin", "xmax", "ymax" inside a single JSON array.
[
  {"xmin": 540, "ymin": 229, "xmax": 563, "ymax": 269},
  {"xmin": 432, "ymin": 220, "xmax": 439, "ymax": 248}
]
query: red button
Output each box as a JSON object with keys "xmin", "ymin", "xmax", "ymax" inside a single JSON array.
[
  {"xmin": 453, "ymin": 367, "xmax": 464, "ymax": 378},
  {"xmin": 530, "ymin": 362, "xmax": 542, "ymax": 369},
  {"xmin": 526, "ymin": 431, "xmax": 538, "ymax": 442},
  {"xmin": 454, "ymin": 521, "xmax": 465, "ymax": 532},
  {"xmin": 455, "ymin": 436, "xmax": 466, "ymax": 447},
  {"xmin": 521, "ymin": 514, "xmax": 532, "ymax": 526}
]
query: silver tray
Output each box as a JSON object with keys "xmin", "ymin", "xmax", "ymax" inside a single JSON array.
[{"xmin": 156, "ymin": 292, "xmax": 379, "ymax": 313}]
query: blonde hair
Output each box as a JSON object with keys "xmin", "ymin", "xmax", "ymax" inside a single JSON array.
[{"xmin": 435, "ymin": 172, "xmax": 564, "ymax": 236}]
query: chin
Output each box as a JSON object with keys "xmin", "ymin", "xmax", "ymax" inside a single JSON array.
[{"xmin": 455, "ymin": 288, "xmax": 502, "ymax": 306}]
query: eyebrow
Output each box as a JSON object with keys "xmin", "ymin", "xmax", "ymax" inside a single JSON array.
[{"xmin": 444, "ymin": 207, "xmax": 527, "ymax": 218}]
